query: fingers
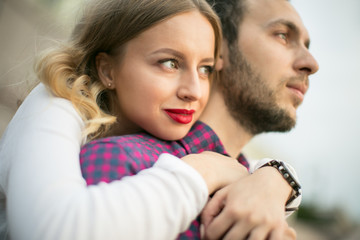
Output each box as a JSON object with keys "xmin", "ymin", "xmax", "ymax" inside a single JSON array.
[
  {"xmin": 204, "ymin": 202, "xmax": 292, "ymax": 240},
  {"xmin": 204, "ymin": 202, "xmax": 256, "ymax": 240},
  {"xmin": 245, "ymin": 225, "xmax": 272, "ymax": 240},
  {"xmin": 269, "ymin": 225, "xmax": 296, "ymax": 240},
  {"xmin": 221, "ymin": 220, "xmax": 259, "ymax": 240},
  {"xmin": 204, "ymin": 216, "xmax": 233, "ymax": 240},
  {"xmin": 284, "ymin": 227, "xmax": 297, "ymax": 240},
  {"xmin": 223, "ymin": 221, "xmax": 295, "ymax": 240},
  {"xmin": 201, "ymin": 190, "xmax": 226, "ymax": 228},
  {"xmin": 205, "ymin": 212, "xmax": 271, "ymax": 240},
  {"xmin": 222, "ymin": 211, "xmax": 277, "ymax": 240}
]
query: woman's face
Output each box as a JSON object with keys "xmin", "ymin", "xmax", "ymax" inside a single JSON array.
[{"xmin": 109, "ymin": 11, "xmax": 215, "ymax": 140}]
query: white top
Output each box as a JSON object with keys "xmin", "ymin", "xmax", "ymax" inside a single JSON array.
[{"xmin": 0, "ymin": 84, "xmax": 208, "ymax": 240}]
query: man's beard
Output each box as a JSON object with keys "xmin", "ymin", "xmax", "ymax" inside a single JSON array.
[{"xmin": 221, "ymin": 45, "xmax": 296, "ymax": 135}]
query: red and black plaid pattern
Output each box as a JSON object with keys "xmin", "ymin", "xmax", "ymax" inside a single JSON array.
[{"xmin": 80, "ymin": 121, "xmax": 249, "ymax": 239}]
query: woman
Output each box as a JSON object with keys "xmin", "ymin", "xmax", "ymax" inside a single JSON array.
[{"xmin": 0, "ymin": 1, "xmax": 245, "ymax": 240}]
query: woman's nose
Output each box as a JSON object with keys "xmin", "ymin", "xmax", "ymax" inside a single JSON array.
[{"xmin": 177, "ymin": 70, "xmax": 202, "ymax": 102}]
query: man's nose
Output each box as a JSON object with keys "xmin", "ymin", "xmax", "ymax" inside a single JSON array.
[{"xmin": 294, "ymin": 47, "xmax": 319, "ymax": 76}]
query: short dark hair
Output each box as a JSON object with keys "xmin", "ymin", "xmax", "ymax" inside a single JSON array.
[
  {"xmin": 206, "ymin": 0, "xmax": 290, "ymax": 45},
  {"xmin": 205, "ymin": 0, "xmax": 248, "ymax": 45}
]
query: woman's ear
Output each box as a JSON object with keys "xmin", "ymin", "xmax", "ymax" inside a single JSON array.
[{"xmin": 96, "ymin": 52, "xmax": 115, "ymax": 89}]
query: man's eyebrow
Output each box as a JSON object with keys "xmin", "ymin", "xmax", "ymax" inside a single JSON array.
[{"xmin": 266, "ymin": 19, "xmax": 311, "ymax": 49}]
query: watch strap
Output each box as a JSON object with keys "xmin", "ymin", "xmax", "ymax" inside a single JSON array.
[{"xmin": 260, "ymin": 160, "xmax": 302, "ymax": 207}]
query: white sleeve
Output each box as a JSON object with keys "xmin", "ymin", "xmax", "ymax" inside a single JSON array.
[
  {"xmin": 0, "ymin": 84, "xmax": 208, "ymax": 240},
  {"xmin": 249, "ymin": 158, "xmax": 302, "ymax": 217}
]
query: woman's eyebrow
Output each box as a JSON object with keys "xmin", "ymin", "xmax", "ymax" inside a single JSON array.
[
  {"xmin": 150, "ymin": 48, "xmax": 185, "ymax": 59},
  {"xmin": 150, "ymin": 48, "xmax": 215, "ymax": 63}
]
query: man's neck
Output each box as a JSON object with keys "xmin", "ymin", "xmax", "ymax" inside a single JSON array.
[{"xmin": 199, "ymin": 89, "xmax": 253, "ymax": 158}]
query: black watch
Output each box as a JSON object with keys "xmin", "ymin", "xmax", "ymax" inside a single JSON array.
[{"xmin": 260, "ymin": 160, "xmax": 302, "ymax": 207}]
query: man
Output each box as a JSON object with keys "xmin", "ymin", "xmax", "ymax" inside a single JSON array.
[
  {"xmin": 199, "ymin": 0, "xmax": 318, "ymax": 238},
  {"xmin": 81, "ymin": 0, "xmax": 318, "ymax": 239}
]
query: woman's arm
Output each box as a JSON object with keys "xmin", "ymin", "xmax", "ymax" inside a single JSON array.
[{"xmin": 0, "ymin": 84, "xmax": 210, "ymax": 240}]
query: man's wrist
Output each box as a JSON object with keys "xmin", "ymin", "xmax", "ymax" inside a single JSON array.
[
  {"xmin": 259, "ymin": 160, "xmax": 302, "ymax": 207},
  {"xmin": 252, "ymin": 166, "xmax": 292, "ymax": 204}
]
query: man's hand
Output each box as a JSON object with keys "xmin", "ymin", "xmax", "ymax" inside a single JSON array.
[{"xmin": 201, "ymin": 167, "xmax": 295, "ymax": 240}]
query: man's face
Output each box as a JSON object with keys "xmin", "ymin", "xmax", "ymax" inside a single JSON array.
[{"xmin": 221, "ymin": 0, "xmax": 319, "ymax": 134}]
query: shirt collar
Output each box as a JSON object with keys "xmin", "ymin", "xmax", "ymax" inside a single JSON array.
[{"xmin": 179, "ymin": 121, "xmax": 249, "ymax": 169}]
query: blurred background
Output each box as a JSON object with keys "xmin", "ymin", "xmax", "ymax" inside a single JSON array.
[{"xmin": 0, "ymin": 0, "xmax": 359, "ymax": 239}]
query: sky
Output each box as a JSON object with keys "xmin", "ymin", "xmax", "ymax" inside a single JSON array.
[{"xmin": 244, "ymin": 0, "xmax": 360, "ymax": 222}]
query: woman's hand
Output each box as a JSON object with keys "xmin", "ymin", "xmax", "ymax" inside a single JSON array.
[{"xmin": 181, "ymin": 151, "xmax": 248, "ymax": 194}]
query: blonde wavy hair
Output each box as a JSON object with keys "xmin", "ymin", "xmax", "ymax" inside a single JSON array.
[{"xmin": 35, "ymin": 0, "xmax": 222, "ymax": 141}]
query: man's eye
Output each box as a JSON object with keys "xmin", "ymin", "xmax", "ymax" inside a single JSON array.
[
  {"xmin": 161, "ymin": 59, "xmax": 178, "ymax": 69},
  {"xmin": 277, "ymin": 33, "xmax": 288, "ymax": 42}
]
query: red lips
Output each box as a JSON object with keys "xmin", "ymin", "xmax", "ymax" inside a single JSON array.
[{"xmin": 164, "ymin": 109, "xmax": 195, "ymax": 124}]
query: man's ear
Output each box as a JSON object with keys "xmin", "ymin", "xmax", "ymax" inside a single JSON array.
[
  {"xmin": 215, "ymin": 40, "xmax": 229, "ymax": 71},
  {"xmin": 215, "ymin": 55, "xmax": 224, "ymax": 71},
  {"xmin": 96, "ymin": 52, "xmax": 115, "ymax": 89}
]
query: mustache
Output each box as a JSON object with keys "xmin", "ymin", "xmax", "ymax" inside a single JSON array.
[{"xmin": 287, "ymin": 75, "xmax": 309, "ymax": 85}]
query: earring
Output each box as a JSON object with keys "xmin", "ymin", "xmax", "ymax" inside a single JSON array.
[{"xmin": 107, "ymin": 83, "xmax": 112, "ymax": 88}]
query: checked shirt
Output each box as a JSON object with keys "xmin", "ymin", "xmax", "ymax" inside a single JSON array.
[{"xmin": 80, "ymin": 121, "xmax": 249, "ymax": 239}]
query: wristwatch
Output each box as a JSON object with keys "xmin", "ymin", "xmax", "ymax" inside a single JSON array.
[{"xmin": 260, "ymin": 160, "xmax": 302, "ymax": 206}]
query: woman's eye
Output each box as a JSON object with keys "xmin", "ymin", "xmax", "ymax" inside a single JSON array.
[
  {"xmin": 199, "ymin": 66, "xmax": 214, "ymax": 77},
  {"xmin": 161, "ymin": 59, "xmax": 178, "ymax": 70}
]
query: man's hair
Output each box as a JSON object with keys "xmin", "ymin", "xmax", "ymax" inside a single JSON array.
[
  {"xmin": 205, "ymin": 0, "xmax": 248, "ymax": 45},
  {"xmin": 206, "ymin": 0, "xmax": 290, "ymax": 44}
]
